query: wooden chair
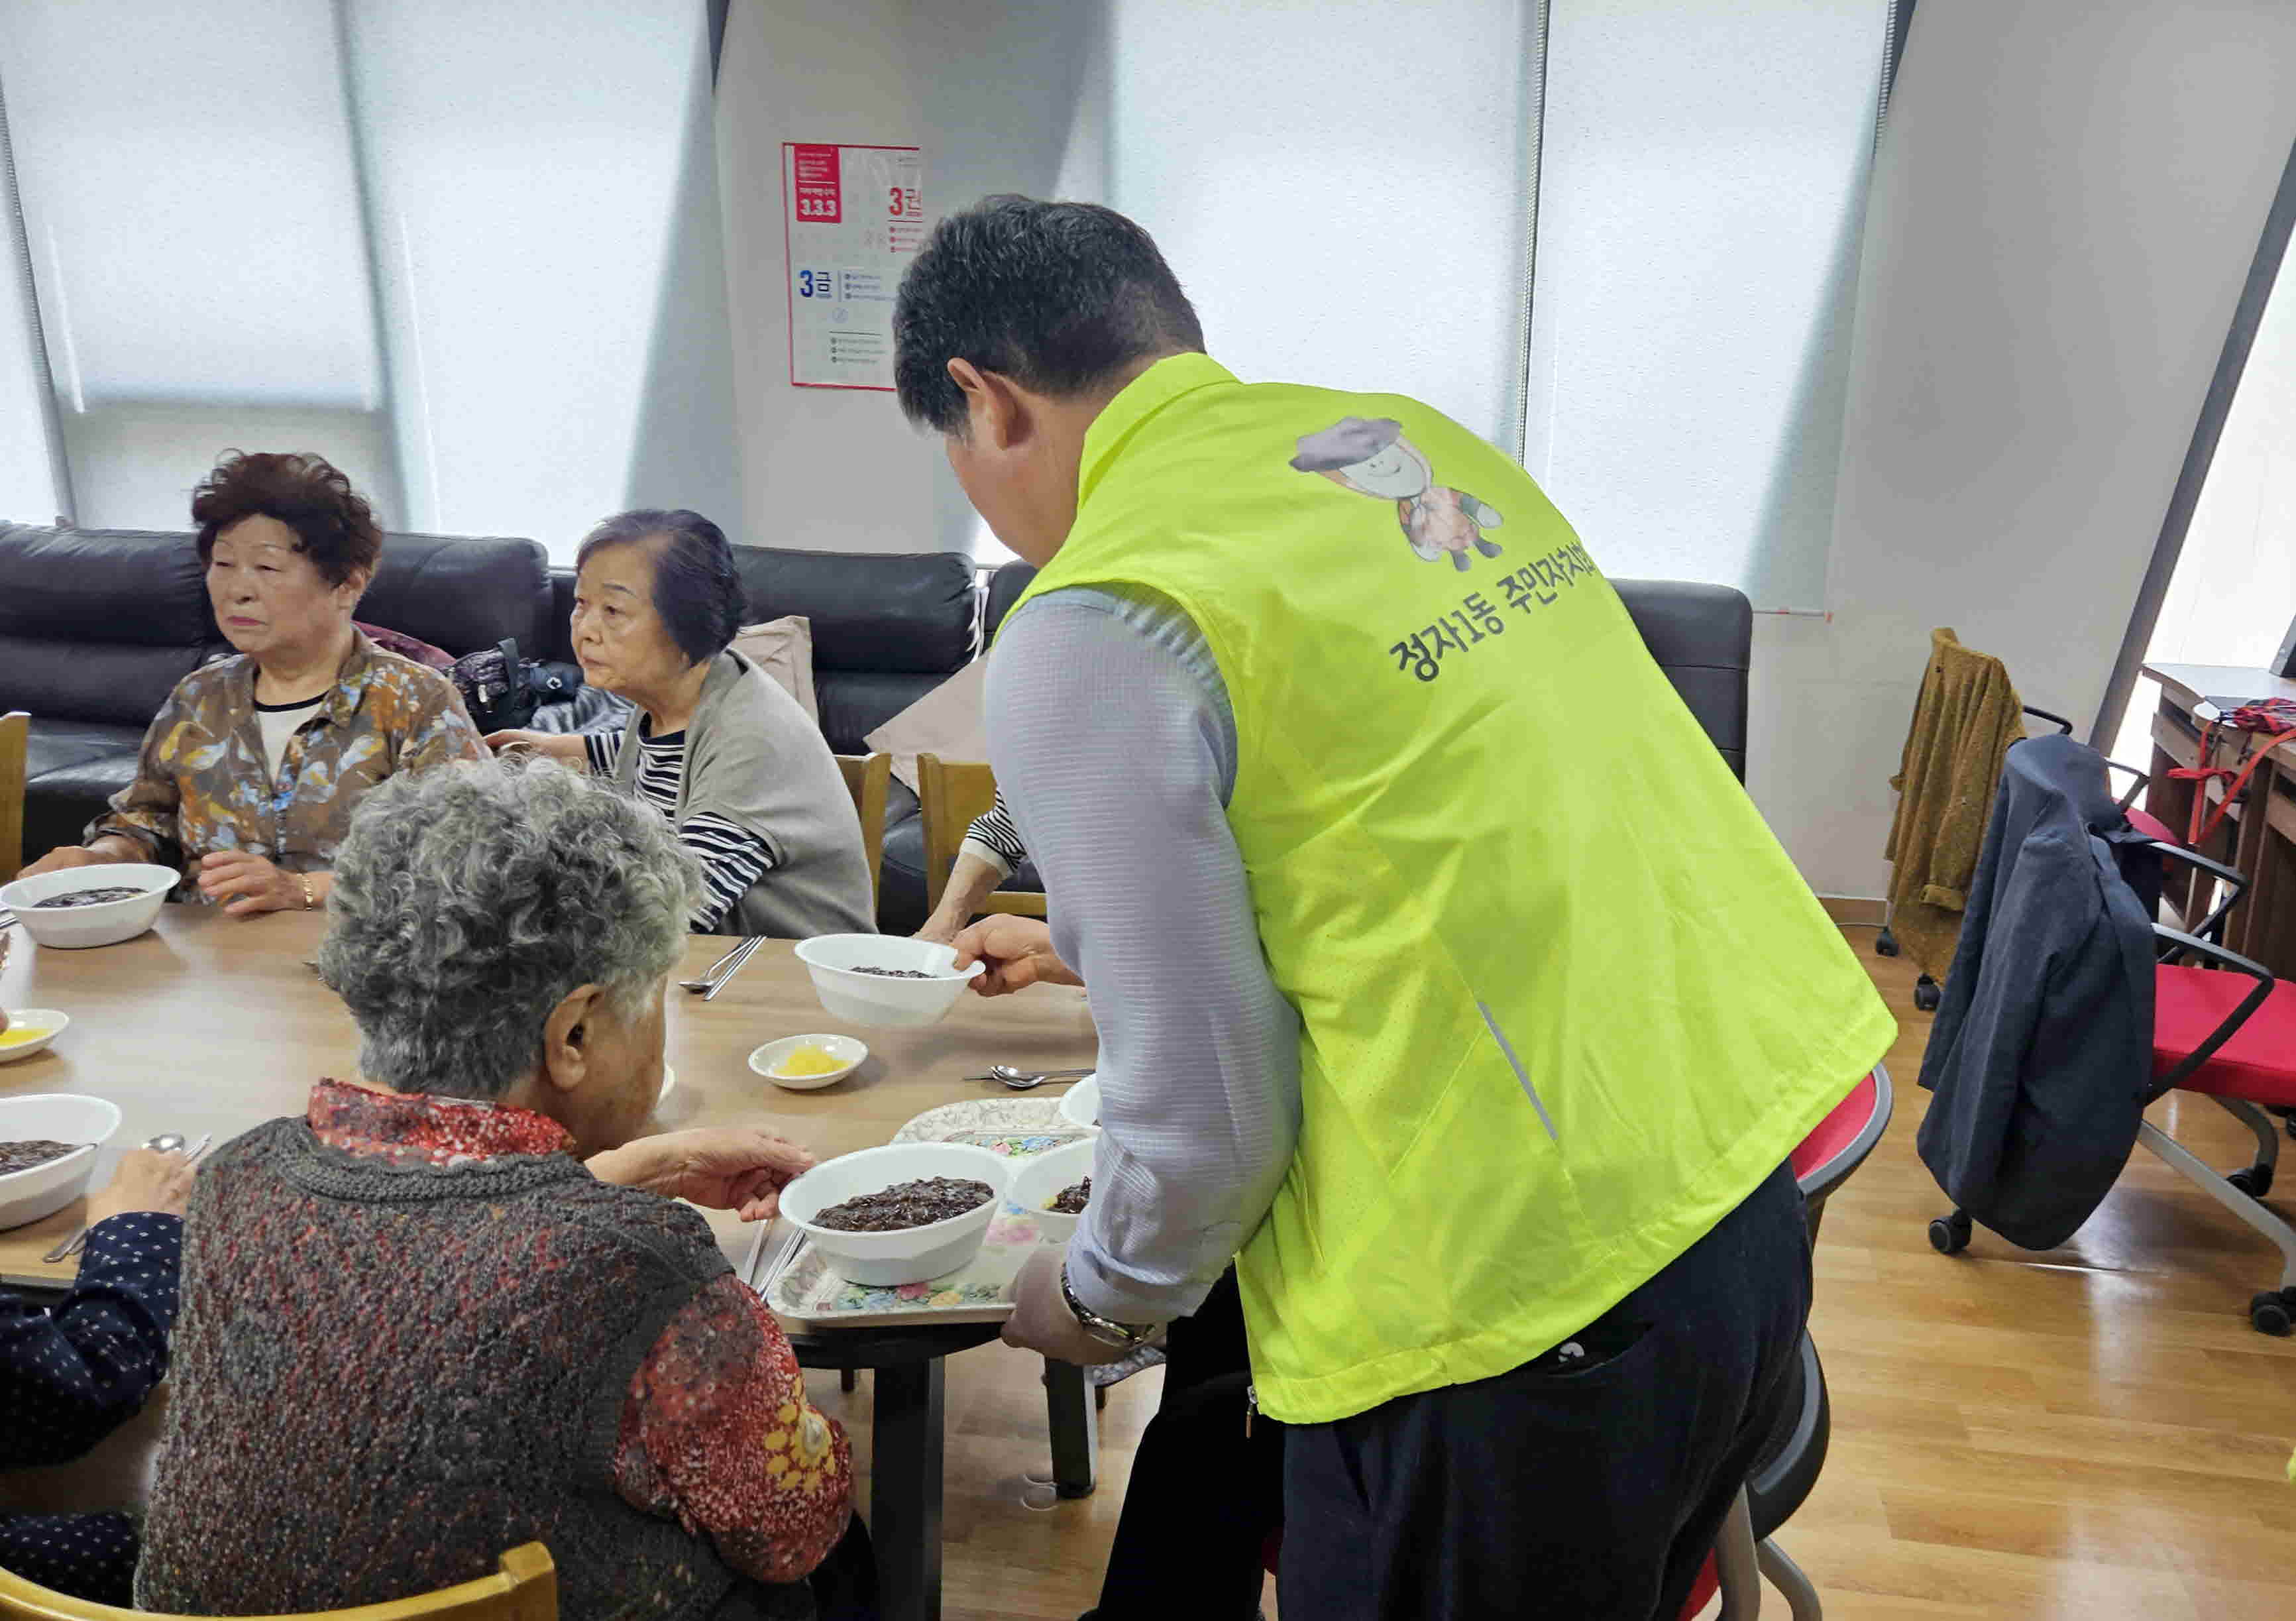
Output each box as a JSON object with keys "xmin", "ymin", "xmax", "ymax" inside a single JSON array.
[
  {"xmin": 0, "ymin": 1545, "xmax": 556, "ymax": 1621},
  {"xmin": 915, "ymin": 753, "xmax": 1048, "ymax": 919},
  {"xmin": 0, "ymin": 711, "xmax": 27, "ymax": 885},
  {"xmin": 834, "ymin": 752, "xmax": 891, "ymax": 909}
]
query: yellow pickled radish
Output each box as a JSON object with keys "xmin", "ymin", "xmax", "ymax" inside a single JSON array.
[
  {"xmin": 773, "ymin": 1044, "xmax": 845, "ymax": 1078},
  {"xmin": 0, "ymin": 1026, "xmax": 54, "ymax": 1049}
]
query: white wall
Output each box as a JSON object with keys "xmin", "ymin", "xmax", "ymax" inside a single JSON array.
[
  {"xmin": 715, "ymin": 0, "xmax": 945, "ymax": 555},
  {"xmin": 1757, "ymin": 0, "xmax": 2296, "ymax": 897}
]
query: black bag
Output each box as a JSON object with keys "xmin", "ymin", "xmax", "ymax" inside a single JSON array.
[{"xmin": 447, "ymin": 639, "xmax": 583, "ymax": 732}]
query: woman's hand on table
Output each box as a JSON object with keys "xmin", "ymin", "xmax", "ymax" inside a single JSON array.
[
  {"xmin": 1000, "ymin": 1247, "xmax": 1132, "ymax": 1365},
  {"xmin": 588, "ymin": 1126, "xmax": 818, "ymax": 1221},
  {"xmin": 951, "ymin": 916, "xmax": 1081, "ymax": 997},
  {"xmin": 197, "ymin": 852, "xmax": 320, "ymax": 917},
  {"xmin": 83, "ymin": 1147, "xmax": 198, "ymax": 1226},
  {"xmin": 484, "ymin": 730, "xmax": 587, "ymax": 767}
]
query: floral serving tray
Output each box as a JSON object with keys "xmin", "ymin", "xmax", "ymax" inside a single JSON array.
[{"xmin": 751, "ymin": 1095, "xmax": 1092, "ymax": 1329}]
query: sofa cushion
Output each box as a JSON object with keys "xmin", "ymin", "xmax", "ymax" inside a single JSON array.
[
  {"xmin": 0, "ymin": 636, "xmax": 214, "ymax": 728},
  {"xmin": 730, "ymin": 547, "xmax": 976, "ymax": 675},
  {"xmin": 0, "ymin": 524, "xmax": 214, "ymax": 646},
  {"xmin": 730, "ymin": 616, "xmax": 819, "ymax": 721},
  {"xmin": 817, "ymin": 671, "xmax": 951, "ymax": 759},
  {"xmin": 358, "ymin": 532, "xmax": 554, "ymax": 660},
  {"xmin": 863, "ymin": 661, "xmax": 987, "ymax": 796},
  {"xmin": 21, "ymin": 718, "xmax": 148, "ymax": 860}
]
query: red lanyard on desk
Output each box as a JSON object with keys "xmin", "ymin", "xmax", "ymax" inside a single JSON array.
[{"xmin": 2167, "ymin": 699, "xmax": 2296, "ymax": 847}]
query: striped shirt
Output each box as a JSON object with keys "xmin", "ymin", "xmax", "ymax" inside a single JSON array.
[
  {"xmin": 585, "ymin": 725, "xmax": 775, "ymax": 933},
  {"xmin": 960, "ymin": 789, "xmax": 1028, "ymax": 875}
]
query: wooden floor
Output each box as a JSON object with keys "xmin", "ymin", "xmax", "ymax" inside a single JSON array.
[{"xmin": 808, "ymin": 933, "xmax": 2296, "ymax": 1620}]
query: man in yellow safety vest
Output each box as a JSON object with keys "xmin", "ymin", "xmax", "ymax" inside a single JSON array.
[{"xmin": 894, "ymin": 196, "xmax": 1891, "ymax": 1621}]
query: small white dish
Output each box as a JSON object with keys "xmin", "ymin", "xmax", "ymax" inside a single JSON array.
[
  {"xmin": 1005, "ymin": 1136, "xmax": 1097, "ymax": 1245},
  {"xmin": 0, "ymin": 1009, "xmax": 70, "ymax": 1064},
  {"xmin": 0, "ymin": 1093, "xmax": 122, "ymax": 1231},
  {"xmin": 777, "ymin": 1141, "xmax": 1010, "ymax": 1286},
  {"xmin": 1057, "ymin": 1073, "xmax": 1101, "ymax": 1132},
  {"xmin": 0, "ymin": 865, "xmax": 177, "ymax": 950},
  {"xmin": 793, "ymin": 934, "xmax": 985, "ymax": 1030},
  {"xmin": 748, "ymin": 1034, "xmax": 868, "ymax": 1092}
]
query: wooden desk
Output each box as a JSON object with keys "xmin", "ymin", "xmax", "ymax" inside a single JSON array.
[
  {"xmin": 2140, "ymin": 662, "xmax": 2296, "ymax": 974},
  {"xmin": 0, "ymin": 907, "xmax": 1099, "ymax": 1621}
]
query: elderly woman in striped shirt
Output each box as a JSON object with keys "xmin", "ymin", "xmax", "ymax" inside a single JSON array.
[{"xmin": 488, "ymin": 510, "xmax": 873, "ymax": 938}]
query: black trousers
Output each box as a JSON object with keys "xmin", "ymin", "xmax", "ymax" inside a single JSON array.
[
  {"xmin": 1089, "ymin": 1270, "xmax": 1284, "ymax": 1621},
  {"xmin": 1279, "ymin": 1161, "xmax": 1811, "ymax": 1621}
]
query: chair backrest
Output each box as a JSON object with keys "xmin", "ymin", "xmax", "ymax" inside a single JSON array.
[
  {"xmin": 913, "ymin": 753, "xmax": 1050, "ymax": 919},
  {"xmin": 0, "ymin": 1545, "xmax": 556, "ymax": 1621},
  {"xmin": 916, "ymin": 753, "xmax": 999, "ymax": 909},
  {"xmin": 836, "ymin": 752, "xmax": 891, "ymax": 907},
  {"xmin": 0, "ymin": 710, "xmax": 25, "ymax": 883}
]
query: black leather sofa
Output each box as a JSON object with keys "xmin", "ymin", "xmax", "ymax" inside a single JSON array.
[
  {"xmin": 0, "ymin": 521, "xmax": 986, "ymax": 932},
  {"xmin": 3, "ymin": 519, "xmax": 1749, "ymax": 932}
]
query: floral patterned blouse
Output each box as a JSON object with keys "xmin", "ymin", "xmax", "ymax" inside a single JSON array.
[
  {"xmin": 305, "ymin": 1081, "xmax": 854, "ymax": 1585},
  {"xmin": 89, "ymin": 632, "xmax": 486, "ymax": 898}
]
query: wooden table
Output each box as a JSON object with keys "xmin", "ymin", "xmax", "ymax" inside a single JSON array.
[
  {"xmin": 0, "ymin": 906, "xmax": 1100, "ymax": 1621},
  {"xmin": 2139, "ymin": 663, "xmax": 2296, "ymax": 976}
]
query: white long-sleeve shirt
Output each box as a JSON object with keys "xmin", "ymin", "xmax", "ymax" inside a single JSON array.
[{"xmin": 987, "ymin": 585, "xmax": 1301, "ymax": 1324}]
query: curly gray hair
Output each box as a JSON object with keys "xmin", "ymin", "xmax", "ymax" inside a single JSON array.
[{"xmin": 317, "ymin": 757, "xmax": 701, "ymax": 1099}]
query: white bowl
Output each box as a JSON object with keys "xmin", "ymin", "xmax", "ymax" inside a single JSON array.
[
  {"xmin": 1005, "ymin": 1137, "xmax": 1097, "ymax": 1245},
  {"xmin": 0, "ymin": 1009, "xmax": 70, "ymax": 1064},
  {"xmin": 793, "ymin": 934, "xmax": 985, "ymax": 1031},
  {"xmin": 748, "ymin": 1034, "xmax": 868, "ymax": 1092},
  {"xmin": 0, "ymin": 1093, "xmax": 123, "ymax": 1231},
  {"xmin": 1058, "ymin": 1073, "xmax": 1101, "ymax": 1132},
  {"xmin": 777, "ymin": 1141, "xmax": 1009, "ymax": 1286},
  {"xmin": 1, "ymin": 865, "xmax": 177, "ymax": 950}
]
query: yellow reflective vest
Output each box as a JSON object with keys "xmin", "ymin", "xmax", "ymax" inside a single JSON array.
[{"xmin": 1012, "ymin": 355, "xmax": 1894, "ymax": 1424}]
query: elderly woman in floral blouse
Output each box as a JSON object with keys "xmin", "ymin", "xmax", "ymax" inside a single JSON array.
[
  {"xmin": 19, "ymin": 450, "xmax": 484, "ymax": 915},
  {"xmin": 137, "ymin": 759, "xmax": 867, "ymax": 1621}
]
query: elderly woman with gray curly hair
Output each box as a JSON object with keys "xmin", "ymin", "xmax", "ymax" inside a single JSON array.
[{"xmin": 135, "ymin": 759, "xmax": 875, "ymax": 1621}]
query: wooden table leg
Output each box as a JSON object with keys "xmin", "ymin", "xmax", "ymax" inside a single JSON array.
[{"xmin": 1042, "ymin": 1357, "xmax": 1099, "ymax": 1498}]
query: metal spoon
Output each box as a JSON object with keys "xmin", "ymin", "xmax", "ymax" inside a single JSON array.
[
  {"xmin": 970, "ymin": 1065, "xmax": 1097, "ymax": 1090},
  {"xmin": 42, "ymin": 1133, "xmax": 190, "ymax": 1263},
  {"xmin": 681, "ymin": 936, "xmax": 759, "ymax": 994}
]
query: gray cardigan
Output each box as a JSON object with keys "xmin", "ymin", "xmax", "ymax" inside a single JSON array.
[{"xmin": 612, "ymin": 649, "xmax": 875, "ymax": 939}]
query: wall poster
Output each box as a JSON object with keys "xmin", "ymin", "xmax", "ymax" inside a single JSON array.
[{"xmin": 783, "ymin": 142, "xmax": 926, "ymax": 391}]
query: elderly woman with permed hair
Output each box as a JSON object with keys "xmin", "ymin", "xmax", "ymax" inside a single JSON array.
[
  {"xmin": 21, "ymin": 449, "xmax": 486, "ymax": 913},
  {"xmin": 137, "ymin": 759, "xmax": 874, "ymax": 1621}
]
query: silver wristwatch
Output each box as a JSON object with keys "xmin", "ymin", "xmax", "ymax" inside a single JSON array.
[{"xmin": 1060, "ymin": 1263, "xmax": 1157, "ymax": 1349}]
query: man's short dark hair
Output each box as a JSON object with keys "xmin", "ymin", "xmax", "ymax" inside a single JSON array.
[
  {"xmin": 576, "ymin": 508, "xmax": 747, "ymax": 667},
  {"xmin": 894, "ymin": 196, "xmax": 1205, "ymax": 435}
]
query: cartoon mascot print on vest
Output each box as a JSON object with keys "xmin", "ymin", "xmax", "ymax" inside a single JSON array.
[{"xmin": 1291, "ymin": 416, "xmax": 1506, "ymax": 571}]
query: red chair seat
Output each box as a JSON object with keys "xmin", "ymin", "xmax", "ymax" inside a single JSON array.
[
  {"xmin": 2125, "ymin": 806, "xmax": 2179, "ymax": 846},
  {"xmin": 1677, "ymin": 1552, "xmax": 1720, "ymax": 1618},
  {"xmin": 1790, "ymin": 1069, "xmax": 1879, "ymax": 1182},
  {"xmin": 2152, "ymin": 966, "xmax": 2296, "ymax": 1106}
]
